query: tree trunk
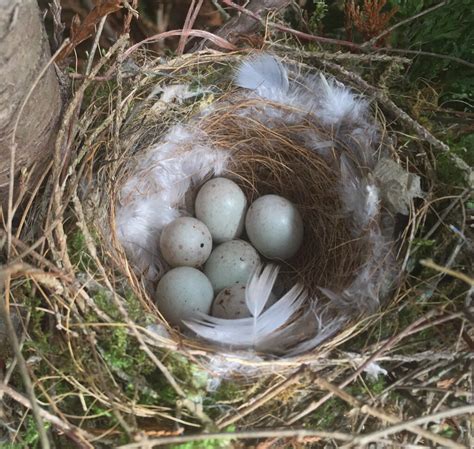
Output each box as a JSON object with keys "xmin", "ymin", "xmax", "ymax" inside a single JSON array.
[{"xmin": 0, "ymin": 0, "xmax": 61, "ymax": 211}]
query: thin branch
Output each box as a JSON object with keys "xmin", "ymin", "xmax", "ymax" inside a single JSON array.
[
  {"xmin": 221, "ymin": 0, "xmax": 361, "ymax": 50},
  {"xmin": 363, "ymin": 1, "xmax": 448, "ymax": 47},
  {"xmin": 116, "ymin": 428, "xmax": 354, "ymax": 448},
  {"xmin": 316, "ymin": 377, "xmax": 466, "ymax": 449},
  {"xmin": 349, "ymin": 405, "xmax": 474, "ymax": 448},
  {"xmin": 375, "ymin": 47, "xmax": 474, "ymax": 70},
  {"xmin": 177, "ymin": 0, "xmax": 205, "ymax": 55},
  {"xmin": 85, "ymin": 15, "xmax": 107, "ymax": 76},
  {"xmin": 222, "ymin": 0, "xmax": 474, "ymax": 70},
  {"xmin": 420, "ymin": 259, "xmax": 474, "ymax": 286}
]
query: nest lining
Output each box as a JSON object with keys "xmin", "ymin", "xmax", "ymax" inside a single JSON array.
[{"xmin": 110, "ymin": 53, "xmax": 399, "ymax": 358}]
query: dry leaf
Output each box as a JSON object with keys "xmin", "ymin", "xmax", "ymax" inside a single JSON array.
[
  {"xmin": 374, "ymin": 158, "xmax": 424, "ymax": 215},
  {"xmin": 58, "ymin": 0, "xmax": 125, "ymax": 61}
]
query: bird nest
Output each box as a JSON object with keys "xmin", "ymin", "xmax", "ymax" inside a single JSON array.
[
  {"xmin": 67, "ymin": 49, "xmax": 411, "ymax": 367},
  {"xmin": 14, "ymin": 49, "xmax": 425, "ymax": 392}
]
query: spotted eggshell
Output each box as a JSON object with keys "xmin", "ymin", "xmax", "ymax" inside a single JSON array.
[
  {"xmin": 160, "ymin": 217, "xmax": 212, "ymax": 267},
  {"xmin": 212, "ymin": 285, "xmax": 277, "ymax": 319},
  {"xmin": 156, "ymin": 267, "xmax": 213, "ymax": 326},
  {"xmin": 195, "ymin": 177, "xmax": 247, "ymax": 243},
  {"xmin": 211, "ymin": 285, "xmax": 250, "ymax": 319},
  {"xmin": 204, "ymin": 240, "xmax": 260, "ymax": 292}
]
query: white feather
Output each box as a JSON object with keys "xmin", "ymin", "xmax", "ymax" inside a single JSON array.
[
  {"xmin": 234, "ymin": 54, "xmax": 290, "ymax": 103},
  {"xmin": 116, "ymin": 124, "xmax": 230, "ymax": 280},
  {"xmin": 316, "ymin": 73, "xmax": 366, "ymax": 126},
  {"xmin": 339, "ymin": 154, "xmax": 379, "ymax": 233},
  {"xmin": 184, "ymin": 264, "xmax": 307, "ymax": 351}
]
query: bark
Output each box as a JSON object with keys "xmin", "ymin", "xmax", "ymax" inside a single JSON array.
[{"xmin": 0, "ymin": 0, "xmax": 61, "ymax": 210}]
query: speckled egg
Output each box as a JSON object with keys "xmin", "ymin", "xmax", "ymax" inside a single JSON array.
[
  {"xmin": 204, "ymin": 240, "xmax": 260, "ymax": 292},
  {"xmin": 155, "ymin": 267, "xmax": 214, "ymax": 326},
  {"xmin": 160, "ymin": 217, "xmax": 212, "ymax": 267},
  {"xmin": 195, "ymin": 177, "xmax": 247, "ymax": 243},
  {"xmin": 212, "ymin": 285, "xmax": 278, "ymax": 319},
  {"xmin": 245, "ymin": 194, "xmax": 304, "ymax": 260},
  {"xmin": 211, "ymin": 285, "xmax": 250, "ymax": 319}
]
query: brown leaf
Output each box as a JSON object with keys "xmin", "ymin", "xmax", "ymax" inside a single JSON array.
[
  {"xmin": 58, "ymin": 0, "xmax": 125, "ymax": 62},
  {"xmin": 70, "ymin": 14, "xmax": 82, "ymax": 41}
]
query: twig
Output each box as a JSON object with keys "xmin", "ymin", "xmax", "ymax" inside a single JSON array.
[
  {"xmin": 0, "ymin": 383, "xmax": 94, "ymax": 449},
  {"xmin": 211, "ymin": 0, "xmax": 230, "ymax": 20},
  {"xmin": 271, "ymin": 43, "xmax": 411, "ymax": 64},
  {"xmin": 177, "ymin": 0, "xmax": 205, "ymax": 55},
  {"xmin": 375, "ymin": 47, "xmax": 474, "ymax": 70},
  {"xmin": 316, "ymin": 377, "xmax": 466, "ymax": 449},
  {"xmin": 420, "ymin": 259, "xmax": 474, "ymax": 286},
  {"xmin": 0, "ymin": 284, "xmax": 50, "ymax": 449},
  {"xmin": 363, "ymin": 1, "xmax": 448, "ymax": 47},
  {"xmin": 348, "ymin": 405, "xmax": 474, "ymax": 448},
  {"xmin": 216, "ymin": 365, "xmax": 307, "ymax": 429},
  {"xmin": 223, "ymin": 0, "xmax": 474, "ymax": 70},
  {"xmin": 85, "ymin": 15, "xmax": 107, "ymax": 76},
  {"xmin": 123, "ymin": 29, "xmax": 237, "ymax": 57},
  {"xmin": 222, "ymin": 0, "xmax": 361, "ymax": 51},
  {"xmin": 116, "ymin": 428, "xmax": 354, "ymax": 448}
]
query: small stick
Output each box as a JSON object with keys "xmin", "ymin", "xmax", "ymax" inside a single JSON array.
[
  {"xmin": 116, "ymin": 428, "xmax": 354, "ymax": 448},
  {"xmin": 349, "ymin": 405, "xmax": 473, "ymax": 448},
  {"xmin": 420, "ymin": 259, "xmax": 474, "ymax": 286},
  {"xmin": 85, "ymin": 15, "xmax": 107, "ymax": 76},
  {"xmin": 222, "ymin": 0, "xmax": 361, "ymax": 51},
  {"xmin": 316, "ymin": 377, "xmax": 467, "ymax": 449},
  {"xmin": 177, "ymin": 0, "xmax": 205, "ymax": 55}
]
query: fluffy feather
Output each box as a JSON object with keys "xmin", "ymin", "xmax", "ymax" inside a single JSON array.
[
  {"xmin": 184, "ymin": 264, "xmax": 308, "ymax": 351},
  {"xmin": 339, "ymin": 154, "xmax": 379, "ymax": 233},
  {"xmin": 235, "ymin": 54, "xmax": 369, "ymax": 129},
  {"xmin": 316, "ymin": 73, "xmax": 366, "ymax": 126},
  {"xmin": 235, "ymin": 54, "xmax": 290, "ymax": 103},
  {"xmin": 116, "ymin": 124, "xmax": 230, "ymax": 280}
]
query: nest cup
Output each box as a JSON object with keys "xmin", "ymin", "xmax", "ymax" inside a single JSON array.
[{"xmin": 81, "ymin": 52, "xmax": 401, "ymax": 372}]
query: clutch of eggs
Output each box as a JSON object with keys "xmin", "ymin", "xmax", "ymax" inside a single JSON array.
[{"xmin": 155, "ymin": 177, "xmax": 304, "ymax": 326}]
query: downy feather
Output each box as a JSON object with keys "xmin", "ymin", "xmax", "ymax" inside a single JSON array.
[
  {"xmin": 184, "ymin": 264, "xmax": 307, "ymax": 350},
  {"xmin": 117, "ymin": 124, "xmax": 230, "ymax": 280},
  {"xmin": 339, "ymin": 154, "xmax": 379, "ymax": 233},
  {"xmin": 234, "ymin": 54, "xmax": 290, "ymax": 103}
]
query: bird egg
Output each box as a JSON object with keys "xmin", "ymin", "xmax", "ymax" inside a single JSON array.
[
  {"xmin": 155, "ymin": 267, "xmax": 214, "ymax": 326},
  {"xmin": 195, "ymin": 177, "xmax": 247, "ymax": 243},
  {"xmin": 160, "ymin": 217, "xmax": 212, "ymax": 267},
  {"xmin": 245, "ymin": 194, "xmax": 303, "ymax": 260},
  {"xmin": 204, "ymin": 239, "xmax": 260, "ymax": 292}
]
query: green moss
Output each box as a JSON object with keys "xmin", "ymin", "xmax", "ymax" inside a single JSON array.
[
  {"xmin": 304, "ymin": 397, "xmax": 348, "ymax": 430},
  {"xmin": 68, "ymin": 229, "xmax": 95, "ymax": 271},
  {"xmin": 101, "ymin": 326, "xmax": 154, "ymax": 375}
]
